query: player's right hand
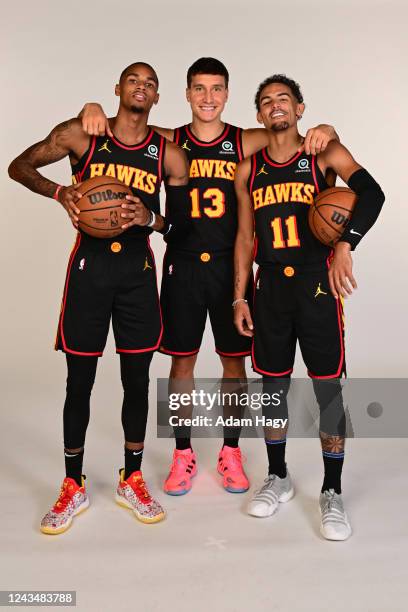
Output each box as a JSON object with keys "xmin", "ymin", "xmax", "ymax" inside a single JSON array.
[
  {"xmin": 81, "ymin": 103, "xmax": 112, "ymax": 137},
  {"xmin": 58, "ymin": 185, "xmax": 82, "ymax": 228},
  {"xmin": 234, "ymin": 301, "xmax": 254, "ymax": 337}
]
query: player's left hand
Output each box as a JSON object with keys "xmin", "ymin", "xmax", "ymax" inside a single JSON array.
[
  {"xmin": 328, "ymin": 241, "xmax": 357, "ymax": 299},
  {"xmin": 301, "ymin": 124, "xmax": 337, "ymax": 155},
  {"xmin": 121, "ymin": 195, "xmax": 150, "ymax": 229}
]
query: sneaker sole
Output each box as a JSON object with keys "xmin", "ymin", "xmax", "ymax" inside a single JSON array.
[
  {"xmin": 217, "ymin": 465, "xmax": 249, "ymax": 494},
  {"xmin": 163, "ymin": 471, "xmax": 197, "ymax": 496},
  {"xmin": 40, "ymin": 497, "xmax": 90, "ymax": 535},
  {"xmin": 115, "ymin": 493, "xmax": 166, "ymax": 524},
  {"xmin": 247, "ymin": 486, "xmax": 295, "ymax": 518}
]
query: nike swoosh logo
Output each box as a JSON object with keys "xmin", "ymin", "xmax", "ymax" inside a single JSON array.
[{"xmin": 350, "ymin": 229, "xmax": 362, "ymax": 236}]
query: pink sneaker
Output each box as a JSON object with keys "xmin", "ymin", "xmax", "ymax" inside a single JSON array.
[
  {"xmin": 217, "ymin": 446, "xmax": 249, "ymax": 493},
  {"xmin": 163, "ymin": 448, "xmax": 197, "ymax": 495}
]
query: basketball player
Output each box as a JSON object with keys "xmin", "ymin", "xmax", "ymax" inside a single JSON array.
[
  {"xmin": 80, "ymin": 58, "xmax": 338, "ymax": 497},
  {"xmin": 234, "ymin": 74, "xmax": 384, "ymax": 539},
  {"xmin": 8, "ymin": 62, "xmax": 190, "ymax": 533}
]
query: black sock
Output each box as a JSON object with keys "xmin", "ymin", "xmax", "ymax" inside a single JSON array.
[
  {"xmin": 124, "ymin": 447, "xmax": 144, "ymax": 479},
  {"xmin": 64, "ymin": 449, "xmax": 84, "ymax": 486},
  {"xmin": 223, "ymin": 438, "xmax": 239, "ymax": 449},
  {"xmin": 265, "ymin": 438, "xmax": 287, "ymax": 478},
  {"xmin": 175, "ymin": 437, "xmax": 192, "ymax": 451},
  {"xmin": 322, "ymin": 452, "xmax": 344, "ymax": 494}
]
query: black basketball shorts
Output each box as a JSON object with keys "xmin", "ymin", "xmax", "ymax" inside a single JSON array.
[
  {"xmin": 252, "ymin": 262, "xmax": 346, "ymax": 378},
  {"xmin": 160, "ymin": 249, "xmax": 252, "ymax": 357},
  {"xmin": 55, "ymin": 233, "xmax": 162, "ymax": 356}
]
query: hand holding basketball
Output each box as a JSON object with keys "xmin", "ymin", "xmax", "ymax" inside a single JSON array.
[
  {"xmin": 121, "ymin": 195, "xmax": 151, "ymax": 229},
  {"xmin": 328, "ymin": 241, "xmax": 357, "ymax": 299},
  {"xmin": 234, "ymin": 301, "xmax": 254, "ymax": 337},
  {"xmin": 57, "ymin": 185, "xmax": 82, "ymax": 227}
]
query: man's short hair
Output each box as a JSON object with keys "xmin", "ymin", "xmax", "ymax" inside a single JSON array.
[
  {"xmin": 119, "ymin": 62, "xmax": 159, "ymax": 86},
  {"xmin": 255, "ymin": 74, "xmax": 303, "ymax": 111},
  {"xmin": 187, "ymin": 57, "xmax": 229, "ymax": 88}
]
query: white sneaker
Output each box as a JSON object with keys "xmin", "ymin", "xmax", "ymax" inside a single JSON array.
[
  {"xmin": 247, "ymin": 472, "xmax": 294, "ymax": 518},
  {"xmin": 319, "ymin": 489, "xmax": 352, "ymax": 541}
]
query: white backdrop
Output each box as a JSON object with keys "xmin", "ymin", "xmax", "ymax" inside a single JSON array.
[{"xmin": 1, "ymin": 0, "xmax": 407, "ymax": 399}]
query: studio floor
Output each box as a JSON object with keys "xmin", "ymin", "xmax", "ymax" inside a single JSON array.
[{"xmin": 1, "ymin": 382, "xmax": 407, "ymax": 612}]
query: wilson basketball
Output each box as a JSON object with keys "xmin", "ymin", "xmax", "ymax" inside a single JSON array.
[
  {"xmin": 308, "ymin": 187, "xmax": 358, "ymax": 247},
  {"xmin": 76, "ymin": 176, "xmax": 133, "ymax": 238}
]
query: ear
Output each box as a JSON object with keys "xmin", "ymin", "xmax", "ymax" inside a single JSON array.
[
  {"xmin": 256, "ymin": 111, "xmax": 264, "ymax": 125},
  {"xmin": 225, "ymin": 88, "xmax": 229, "ymax": 102},
  {"xmin": 185, "ymin": 87, "xmax": 191, "ymax": 103},
  {"xmin": 115, "ymin": 83, "xmax": 120, "ymax": 97},
  {"xmin": 296, "ymin": 102, "xmax": 305, "ymax": 119},
  {"xmin": 153, "ymin": 93, "xmax": 160, "ymax": 106}
]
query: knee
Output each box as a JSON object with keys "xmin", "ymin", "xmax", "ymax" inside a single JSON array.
[
  {"xmin": 170, "ymin": 355, "xmax": 197, "ymax": 379},
  {"xmin": 220, "ymin": 356, "xmax": 246, "ymax": 379}
]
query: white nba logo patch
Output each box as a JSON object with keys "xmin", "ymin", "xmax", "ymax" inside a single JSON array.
[
  {"xmin": 169, "ymin": 264, "xmax": 174, "ymax": 275},
  {"xmin": 79, "ymin": 258, "xmax": 85, "ymax": 271},
  {"xmin": 256, "ymin": 278, "xmax": 260, "ymax": 289}
]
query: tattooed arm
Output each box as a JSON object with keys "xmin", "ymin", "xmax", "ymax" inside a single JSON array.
[{"xmin": 8, "ymin": 118, "xmax": 90, "ymax": 224}]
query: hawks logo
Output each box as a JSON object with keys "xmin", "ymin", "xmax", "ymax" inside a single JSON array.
[
  {"xmin": 88, "ymin": 163, "xmax": 158, "ymax": 194},
  {"xmin": 252, "ymin": 182, "xmax": 316, "ymax": 209}
]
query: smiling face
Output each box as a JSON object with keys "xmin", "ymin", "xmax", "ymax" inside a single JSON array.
[
  {"xmin": 257, "ymin": 82, "xmax": 304, "ymax": 132},
  {"xmin": 116, "ymin": 63, "xmax": 159, "ymax": 114},
  {"xmin": 186, "ymin": 74, "xmax": 228, "ymax": 123}
]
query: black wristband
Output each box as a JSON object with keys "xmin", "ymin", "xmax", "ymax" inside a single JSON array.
[{"xmin": 341, "ymin": 168, "xmax": 385, "ymax": 250}]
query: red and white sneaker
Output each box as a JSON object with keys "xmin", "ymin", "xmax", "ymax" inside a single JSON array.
[
  {"xmin": 40, "ymin": 476, "xmax": 89, "ymax": 535},
  {"xmin": 163, "ymin": 448, "xmax": 197, "ymax": 496},
  {"xmin": 116, "ymin": 469, "xmax": 165, "ymax": 524},
  {"xmin": 217, "ymin": 446, "xmax": 250, "ymax": 493}
]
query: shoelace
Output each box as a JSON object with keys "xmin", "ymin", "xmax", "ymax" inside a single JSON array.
[
  {"xmin": 130, "ymin": 475, "xmax": 152, "ymax": 502},
  {"xmin": 322, "ymin": 491, "xmax": 344, "ymax": 517},
  {"xmin": 170, "ymin": 453, "xmax": 189, "ymax": 474},
  {"xmin": 256, "ymin": 475, "xmax": 277, "ymax": 495},
  {"xmin": 223, "ymin": 448, "xmax": 244, "ymax": 471},
  {"xmin": 52, "ymin": 482, "xmax": 75, "ymax": 513}
]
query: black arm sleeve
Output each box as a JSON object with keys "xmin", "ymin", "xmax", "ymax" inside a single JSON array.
[
  {"xmin": 341, "ymin": 168, "xmax": 385, "ymax": 250},
  {"xmin": 156, "ymin": 184, "xmax": 192, "ymax": 244}
]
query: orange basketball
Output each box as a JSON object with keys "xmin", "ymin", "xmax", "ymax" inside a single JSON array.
[
  {"xmin": 308, "ymin": 187, "xmax": 358, "ymax": 247},
  {"xmin": 76, "ymin": 176, "xmax": 132, "ymax": 238}
]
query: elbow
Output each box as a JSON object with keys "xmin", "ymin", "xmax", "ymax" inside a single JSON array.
[{"xmin": 8, "ymin": 160, "xmax": 17, "ymax": 181}]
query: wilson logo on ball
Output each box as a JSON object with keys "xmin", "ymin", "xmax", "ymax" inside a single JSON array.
[
  {"xmin": 331, "ymin": 211, "xmax": 349, "ymax": 227},
  {"xmin": 89, "ymin": 189, "xmax": 128, "ymax": 205}
]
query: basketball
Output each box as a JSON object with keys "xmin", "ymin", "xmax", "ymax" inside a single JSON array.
[
  {"xmin": 76, "ymin": 176, "xmax": 133, "ymax": 238},
  {"xmin": 308, "ymin": 187, "xmax": 358, "ymax": 247}
]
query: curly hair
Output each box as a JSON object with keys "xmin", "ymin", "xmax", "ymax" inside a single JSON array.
[{"xmin": 255, "ymin": 74, "xmax": 303, "ymax": 111}]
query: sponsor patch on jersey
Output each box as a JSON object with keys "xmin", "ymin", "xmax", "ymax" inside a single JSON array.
[
  {"xmin": 295, "ymin": 158, "xmax": 310, "ymax": 173},
  {"xmin": 144, "ymin": 144, "xmax": 159, "ymax": 160},
  {"xmin": 219, "ymin": 140, "xmax": 236, "ymax": 155}
]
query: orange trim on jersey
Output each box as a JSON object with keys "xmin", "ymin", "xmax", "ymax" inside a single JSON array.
[
  {"xmin": 111, "ymin": 128, "xmax": 154, "ymax": 151},
  {"xmin": 158, "ymin": 135, "xmax": 165, "ymax": 185},
  {"xmin": 185, "ymin": 123, "xmax": 231, "ymax": 147},
  {"xmin": 249, "ymin": 154, "xmax": 257, "ymax": 194},
  {"xmin": 78, "ymin": 137, "xmax": 97, "ymax": 181},
  {"xmin": 262, "ymin": 147, "xmax": 302, "ymax": 168},
  {"xmin": 236, "ymin": 127, "xmax": 243, "ymax": 162},
  {"xmin": 311, "ymin": 155, "xmax": 320, "ymax": 195},
  {"xmin": 173, "ymin": 128, "xmax": 180, "ymax": 145}
]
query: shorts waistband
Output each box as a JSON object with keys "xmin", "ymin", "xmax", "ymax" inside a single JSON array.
[
  {"xmin": 78, "ymin": 231, "xmax": 150, "ymax": 252},
  {"xmin": 165, "ymin": 248, "xmax": 233, "ymax": 262},
  {"xmin": 259, "ymin": 261, "xmax": 329, "ymax": 275}
]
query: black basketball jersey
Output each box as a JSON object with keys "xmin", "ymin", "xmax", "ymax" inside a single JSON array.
[
  {"xmin": 249, "ymin": 148, "xmax": 330, "ymax": 265},
  {"xmin": 173, "ymin": 123, "xmax": 244, "ymax": 252},
  {"xmin": 71, "ymin": 129, "xmax": 166, "ymax": 239}
]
